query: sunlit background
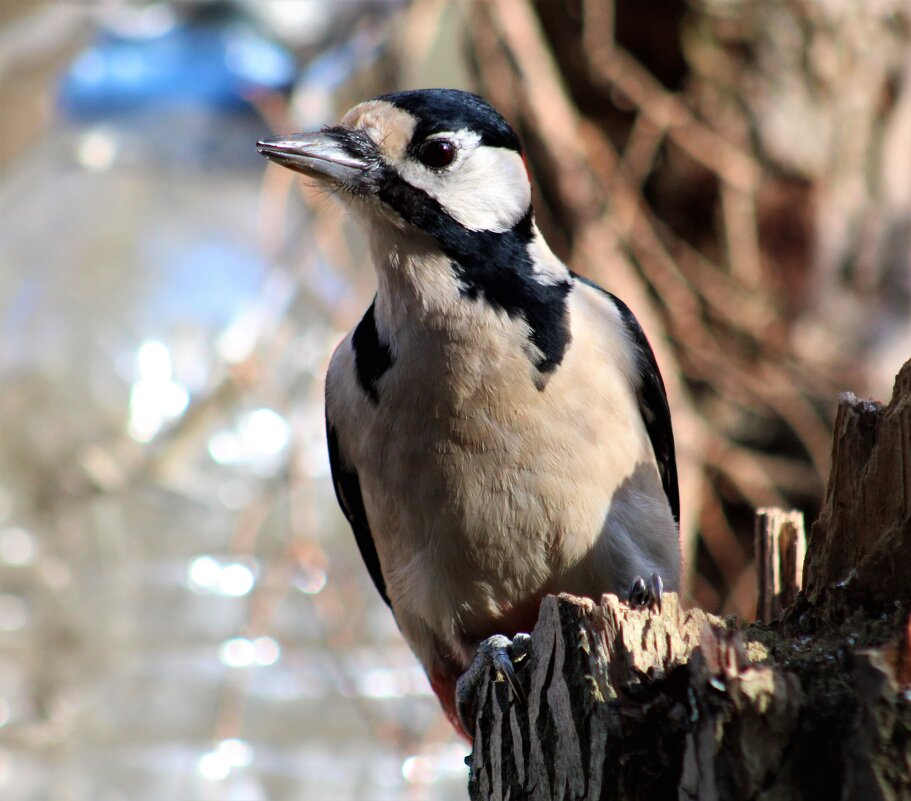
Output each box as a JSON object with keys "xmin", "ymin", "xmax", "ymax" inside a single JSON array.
[
  {"xmin": 1, "ymin": 1, "xmax": 910, "ymax": 799},
  {"xmin": 1, "ymin": 1, "xmax": 470, "ymax": 799}
]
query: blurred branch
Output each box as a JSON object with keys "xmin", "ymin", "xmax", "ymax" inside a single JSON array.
[
  {"xmin": 584, "ymin": 42, "xmax": 761, "ymax": 193},
  {"xmin": 461, "ymin": 0, "xmax": 908, "ymax": 615}
]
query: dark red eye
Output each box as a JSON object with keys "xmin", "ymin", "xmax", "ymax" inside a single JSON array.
[{"xmin": 418, "ymin": 139, "xmax": 457, "ymax": 169}]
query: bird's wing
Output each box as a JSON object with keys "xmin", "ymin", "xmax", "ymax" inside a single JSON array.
[
  {"xmin": 574, "ymin": 274, "xmax": 680, "ymax": 524},
  {"xmin": 326, "ymin": 419, "xmax": 393, "ymax": 610}
]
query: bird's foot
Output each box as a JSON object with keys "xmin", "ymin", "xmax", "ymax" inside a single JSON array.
[
  {"xmin": 455, "ymin": 633, "xmax": 531, "ymax": 736},
  {"xmin": 627, "ymin": 572, "xmax": 664, "ymax": 612}
]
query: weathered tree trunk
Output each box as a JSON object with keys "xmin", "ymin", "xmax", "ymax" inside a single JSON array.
[{"xmin": 466, "ymin": 359, "xmax": 911, "ymax": 801}]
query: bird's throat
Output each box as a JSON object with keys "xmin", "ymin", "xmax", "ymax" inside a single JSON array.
[{"xmin": 368, "ymin": 223, "xmax": 573, "ymax": 383}]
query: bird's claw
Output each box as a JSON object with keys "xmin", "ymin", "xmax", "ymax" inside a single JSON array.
[
  {"xmin": 628, "ymin": 572, "xmax": 664, "ymax": 612},
  {"xmin": 456, "ymin": 633, "xmax": 531, "ymax": 736}
]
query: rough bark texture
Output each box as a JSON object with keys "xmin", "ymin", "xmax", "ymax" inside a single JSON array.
[
  {"xmin": 755, "ymin": 508, "xmax": 806, "ymax": 622},
  {"xmin": 467, "ymin": 359, "xmax": 911, "ymax": 801},
  {"xmin": 804, "ymin": 362, "xmax": 911, "ymax": 609}
]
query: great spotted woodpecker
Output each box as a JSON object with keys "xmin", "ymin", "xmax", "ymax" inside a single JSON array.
[{"xmin": 258, "ymin": 88, "xmax": 679, "ymax": 737}]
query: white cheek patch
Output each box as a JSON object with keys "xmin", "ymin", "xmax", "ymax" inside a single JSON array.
[{"xmin": 396, "ymin": 133, "xmax": 532, "ymax": 233}]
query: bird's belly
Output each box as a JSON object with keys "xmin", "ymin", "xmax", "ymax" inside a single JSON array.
[
  {"xmin": 355, "ymin": 399, "xmax": 637, "ymax": 653},
  {"xmin": 339, "ymin": 296, "xmax": 678, "ymax": 662}
]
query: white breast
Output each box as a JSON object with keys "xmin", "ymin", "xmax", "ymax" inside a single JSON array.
[{"xmin": 326, "ymin": 277, "xmax": 679, "ymax": 666}]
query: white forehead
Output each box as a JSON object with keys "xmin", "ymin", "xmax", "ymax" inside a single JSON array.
[
  {"xmin": 339, "ymin": 100, "xmax": 531, "ymax": 233},
  {"xmin": 340, "ymin": 99, "xmax": 417, "ymax": 160}
]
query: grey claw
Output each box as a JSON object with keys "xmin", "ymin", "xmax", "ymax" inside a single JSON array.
[
  {"xmin": 456, "ymin": 633, "xmax": 530, "ymax": 736},
  {"xmin": 628, "ymin": 572, "xmax": 664, "ymax": 612}
]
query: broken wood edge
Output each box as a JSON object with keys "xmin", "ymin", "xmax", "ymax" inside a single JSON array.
[
  {"xmin": 755, "ymin": 507, "xmax": 807, "ymax": 622},
  {"xmin": 804, "ymin": 359, "xmax": 911, "ymax": 609},
  {"xmin": 467, "ymin": 591, "xmax": 911, "ymax": 801}
]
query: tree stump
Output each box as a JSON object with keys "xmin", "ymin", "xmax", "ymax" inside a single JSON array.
[{"xmin": 466, "ymin": 359, "xmax": 911, "ymax": 800}]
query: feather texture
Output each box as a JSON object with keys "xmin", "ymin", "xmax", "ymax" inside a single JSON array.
[{"xmin": 265, "ymin": 88, "xmax": 680, "ymax": 733}]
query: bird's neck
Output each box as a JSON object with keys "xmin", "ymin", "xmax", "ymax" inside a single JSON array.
[{"xmin": 366, "ymin": 217, "xmax": 571, "ymax": 349}]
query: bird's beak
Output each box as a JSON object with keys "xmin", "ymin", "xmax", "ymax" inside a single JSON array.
[{"xmin": 256, "ymin": 131, "xmax": 371, "ymax": 183}]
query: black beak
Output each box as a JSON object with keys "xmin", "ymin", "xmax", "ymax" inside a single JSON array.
[{"xmin": 256, "ymin": 131, "xmax": 372, "ymax": 183}]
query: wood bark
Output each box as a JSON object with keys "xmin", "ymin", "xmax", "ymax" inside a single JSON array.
[
  {"xmin": 466, "ymin": 359, "xmax": 911, "ymax": 801},
  {"xmin": 755, "ymin": 508, "xmax": 806, "ymax": 623}
]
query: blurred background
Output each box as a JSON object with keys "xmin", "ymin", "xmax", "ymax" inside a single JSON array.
[{"xmin": 0, "ymin": 0, "xmax": 908, "ymax": 798}]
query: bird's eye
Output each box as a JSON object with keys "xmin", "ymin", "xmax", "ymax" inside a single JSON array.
[{"xmin": 417, "ymin": 139, "xmax": 457, "ymax": 169}]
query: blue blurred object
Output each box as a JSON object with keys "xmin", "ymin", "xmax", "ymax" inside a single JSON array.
[{"xmin": 58, "ymin": 17, "xmax": 296, "ymax": 119}]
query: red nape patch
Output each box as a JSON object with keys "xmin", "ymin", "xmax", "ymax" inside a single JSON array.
[{"xmin": 429, "ymin": 670, "xmax": 470, "ymax": 742}]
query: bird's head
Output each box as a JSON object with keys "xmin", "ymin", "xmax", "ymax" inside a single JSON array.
[{"xmin": 257, "ymin": 89, "xmax": 532, "ymax": 241}]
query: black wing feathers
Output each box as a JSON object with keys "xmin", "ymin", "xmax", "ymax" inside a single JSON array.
[
  {"xmin": 573, "ymin": 274, "xmax": 680, "ymax": 524},
  {"xmin": 352, "ymin": 300, "xmax": 393, "ymax": 404},
  {"xmin": 326, "ymin": 421, "xmax": 392, "ymax": 610}
]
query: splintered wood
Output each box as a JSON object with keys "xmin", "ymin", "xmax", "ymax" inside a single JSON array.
[
  {"xmin": 755, "ymin": 507, "xmax": 806, "ymax": 622},
  {"xmin": 804, "ymin": 362, "xmax": 911, "ymax": 607},
  {"xmin": 466, "ymin": 593, "xmax": 799, "ymax": 801}
]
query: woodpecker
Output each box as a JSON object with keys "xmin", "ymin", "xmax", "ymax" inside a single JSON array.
[{"xmin": 258, "ymin": 88, "xmax": 679, "ymax": 737}]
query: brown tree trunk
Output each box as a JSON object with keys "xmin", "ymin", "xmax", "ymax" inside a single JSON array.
[{"xmin": 465, "ymin": 359, "xmax": 911, "ymax": 800}]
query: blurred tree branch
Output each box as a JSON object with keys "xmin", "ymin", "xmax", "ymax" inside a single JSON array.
[{"xmin": 462, "ymin": 0, "xmax": 911, "ymax": 615}]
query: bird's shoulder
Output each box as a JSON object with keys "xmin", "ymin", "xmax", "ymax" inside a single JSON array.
[
  {"xmin": 325, "ymin": 300, "xmax": 393, "ymax": 421},
  {"xmin": 569, "ymin": 273, "xmax": 657, "ymax": 382},
  {"xmin": 324, "ymin": 327, "xmax": 392, "ymax": 612},
  {"xmin": 569, "ymin": 273, "xmax": 680, "ymax": 523}
]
